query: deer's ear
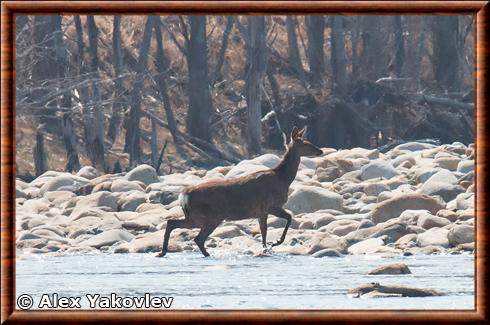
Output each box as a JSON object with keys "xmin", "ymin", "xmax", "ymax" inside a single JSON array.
[
  {"xmin": 298, "ymin": 126, "xmax": 307, "ymax": 139},
  {"xmin": 291, "ymin": 127, "xmax": 300, "ymax": 141}
]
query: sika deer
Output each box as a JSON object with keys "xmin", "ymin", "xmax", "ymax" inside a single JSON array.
[{"xmin": 157, "ymin": 127, "xmax": 323, "ymax": 257}]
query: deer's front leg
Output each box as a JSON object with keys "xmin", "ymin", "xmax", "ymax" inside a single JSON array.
[
  {"xmin": 271, "ymin": 208, "xmax": 292, "ymax": 247},
  {"xmin": 258, "ymin": 216, "xmax": 268, "ymax": 248}
]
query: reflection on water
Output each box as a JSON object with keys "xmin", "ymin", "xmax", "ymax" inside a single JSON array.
[{"xmin": 16, "ymin": 253, "xmax": 474, "ymax": 309}]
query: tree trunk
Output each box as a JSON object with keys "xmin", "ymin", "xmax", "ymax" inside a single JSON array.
[
  {"xmin": 186, "ymin": 16, "xmax": 213, "ymax": 143},
  {"xmin": 74, "ymin": 16, "xmax": 96, "ymax": 167},
  {"xmin": 154, "ymin": 19, "xmax": 179, "ymax": 145},
  {"xmin": 87, "ymin": 16, "xmax": 106, "ymax": 171},
  {"xmin": 213, "ymin": 16, "xmax": 235, "ymax": 84},
  {"xmin": 360, "ymin": 16, "xmax": 388, "ymax": 80},
  {"xmin": 246, "ymin": 16, "xmax": 267, "ymax": 156},
  {"xmin": 350, "ymin": 16, "xmax": 361, "ymax": 79},
  {"xmin": 31, "ymin": 16, "xmax": 59, "ymax": 128},
  {"xmin": 150, "ymin": 117, "xmax": 159, "ymax": 169},
  {"xmin": 432, "ymin": 16, "xmax": 461, "ymax": 91},
  {"xmin": 286, "ymin": 16, "xmax": 303, "ymax": 75},
  {"xmin": 124, "ymin": 16, "xmax": 155, "ymax": 166},
  {"xmin": 61, "ymin": 112, "xmax": 81, "ymax": 172},
  {"xmin": 390, "ymin": 16, "xmax": 405, "ymax": 77},
  {"xmin": 34, "ymin": 127, "xmax": 47, "ymax": 177},
  {"xmin": 305, "ymin": 16, "xmax": 325, "ymax": 85},
  {"xmin": 107, "ymin": 16, "xmax": 124, "ymax": 145},
  {"xmin": 331, "ymin": 16, "xmax": 347, "ymax": 95}
]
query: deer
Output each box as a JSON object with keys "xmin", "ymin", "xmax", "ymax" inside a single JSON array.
[{"xmin": 157, "ymin": 126, "xmax": 323, "ymax": 257}]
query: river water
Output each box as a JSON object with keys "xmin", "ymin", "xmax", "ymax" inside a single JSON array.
[{"xmin": 16, "ymin": 252, "xmax": 474, "ymax": 310}]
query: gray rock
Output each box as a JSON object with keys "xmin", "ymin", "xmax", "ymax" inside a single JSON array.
[
  {"xmin": 39, "ymin": 174, "xmax": 90, "ymax": 194},
  {"xmin": 285, "ymin": 185, "xmax": 343, "ymax": 214},
  {"xmin": 119, "ymin": 191, "xmax": 147, "ymax": 212},
  {"xmin": 360, "ymin": 160, "xmax": 400, "ymax": 181},
  {"xmin": 417, "ymin": 214, "xmax": 451, "ymax": 229},
  {"xmin": 364, "ymin": 183, "xmax": 390, "ymax": 196},
  {"xmin": 76, "ymin": 166, "xmax": 100, "ymax": 180},
  {"xmin": 78, "ymin": 229, "xmax": 134, "ymax": 248},
  {"xmin": 419, "ymin": 182, "xmax": 464, "ymax": 202},
  {"xmin": 447, "ymin": 225, "xmax": 474, "ymax": 246},
  {"xmin": 111, "ymin": 179, "xmax": 144, "ymax": 192},
  {"xmin": 370, "ymin": 193, "xmax": 445, "ymax": 225},
  {"xmin": 316, "ymin": 166, "xmax": 341, "ymax": 182},
  {"xmin": 435, "ymin": 156, "xmax": 460, "ymax": 171},
  {"xmin": 416, "ymin": 227, "xmax": 450, "ymax": 248},
  {"xmin": 312, "ymin": 248, "xmax": 343, "ymax": 258},
  {"xmin": 394, "ymin": 142, "xmax": 436, "ymax": 152},
  {"xmin": 125, "ymin": 164, "xmax": 159, "ymax": 185},
  {"xmin": 457, "ymin": 160, "xmax": 474, "ymax": 174},
  {"xmin": 367, "ymin": 263, "xmax": 412, "ymax": 275},
  {"xmin": 348, "ymin": 237, "xmax": 385, "ymax": 255},
  {"xmin": 348, "ymin": 283, "xmax": 443, "ymax": 298}
]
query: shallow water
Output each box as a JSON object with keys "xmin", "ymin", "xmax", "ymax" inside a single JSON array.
[{"xmin": 16, "ymin": 252, "xmax": 474, "ymax": 310}]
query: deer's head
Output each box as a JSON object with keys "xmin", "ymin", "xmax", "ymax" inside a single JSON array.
[{"xmin": 289, "ymin": 126, "xmax": 323, "ymax": 157}]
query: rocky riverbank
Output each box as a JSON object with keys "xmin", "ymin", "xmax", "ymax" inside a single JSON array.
[{"xmin": 16, "ymin": 141, "xmax": 475, "ymax": 257}]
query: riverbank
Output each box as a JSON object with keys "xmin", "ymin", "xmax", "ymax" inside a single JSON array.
[{"xmin": 15, "ymin": 141, "xmax": 475, "ymax": 257}]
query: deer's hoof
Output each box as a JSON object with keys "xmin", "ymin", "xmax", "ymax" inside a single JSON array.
[
  {"xmin": 272, "ymin": 240, "xmax": 282, "ymax": 247},
  {"xmin": 155, "ymin": 251, "xmax": 166, "ymax": 258}
]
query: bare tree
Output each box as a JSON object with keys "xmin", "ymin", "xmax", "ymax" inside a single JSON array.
[
  {"xmin": 286, "ymin": 16, "xmax": 303, "ymax": 75},
  {"xmin": 331, "ymin": 16, "xmax": 347, "ymax": 95},
  {"xmin": 432, "ymin": 16, "xmax": 461, "ymax": 91},
  {"xmin": 154, "ymin": 18, "xmax": 179, "ymax": 145},
  {"xmin": 213, "ymin": 16, "xmax": 235, "ymax": 84},
  {"xmin": 360, "ymin": 16, "xmax": 388, "ymax": 80},
  {"xmin": 246, "ymin": 16, "xmax": 267, "ymax": 156},
  {"xmin": 390, "ymin": 16, "xmax": 405, "ymax": 77},
  {"xmin": 305, "ymin": 16, "xmax": 325, "ymax": 85},
  {"xmin": 124, "ymin": 16, "xmax": 156, "ymax": 165},
  {"xmin": 87, "ymin": 16, "xmax": 106, "ymax": 171},
  {"xmin": 186, "ymin": 16, "xmax": 213, "ymax": 143},
  {"xmin": 107, "ymin": 16, "xmax": 125, "ymax": 145}
]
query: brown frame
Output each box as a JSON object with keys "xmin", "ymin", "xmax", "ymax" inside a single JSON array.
[{"xmin": 1, "ymin": 1, "xmax": 488, "ymax": 324}]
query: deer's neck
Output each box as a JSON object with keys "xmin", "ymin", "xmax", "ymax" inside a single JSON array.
[{"xmin": 274, "ymin": 146, "xmax": 301, "ymax": 186}]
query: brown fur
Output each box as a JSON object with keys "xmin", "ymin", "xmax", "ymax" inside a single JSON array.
[{"xmin": 157, "ymin": 127, "xmax": 322, "ymax": 257}]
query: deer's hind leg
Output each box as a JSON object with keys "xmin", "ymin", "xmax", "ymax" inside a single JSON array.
[
  {"xmin": 194, "ymin": 219, "xmax": 222, "ymax": 257},
  {"xmin": 157, "ymin": 219, "xmax": 194, "ymax": 257},
  {"xmin": 271, "ymin": 208, "xmax": 292, "ymax": 247}
]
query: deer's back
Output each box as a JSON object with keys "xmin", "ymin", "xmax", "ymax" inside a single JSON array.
[{"xmin": 182, "ymin": 170, "xmax": 288, "ymax": 221}]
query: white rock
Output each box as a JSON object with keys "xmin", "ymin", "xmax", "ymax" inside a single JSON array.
[{"xmin": 285, "ymin": 185, "xmax": 343, "ymax": 214}]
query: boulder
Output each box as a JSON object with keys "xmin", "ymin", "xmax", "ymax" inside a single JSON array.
[
  {"xmin": 125, "ymin": 164, "xmax": 159, "ymax": 185},
  {"xmin": 394, "ymin": 142, "xmax": 436, "ymax": 152},
  {"xmin": 284, "ymin": 185, "xmax": 343, "ymax": 214},
  {"xmin": 118, "ymin": 191, "xmax": 147, "ymax": 212},
  {"xmin": 210, "ymin": 225, "xmax": 245, "ymax": 239},
  {"xmin": 39, "ymin": 174, "xmax": 90, "ymax": 194},
  {"xmin": 367, "ymin": 263, "xmax": 412, "ymax": 275},
  {"xmin": 457, "ymin": 160, "xmax": 474, "ymax": 174},
  {"xmin": 78, "ymin": 229, "xmax": 134, "ymax": 248},
  {"xmin": 360, "ymin": 160, "xmax": 400, "ymax": 181},
  {"xmin": 307, "ymin": 233, "xmax": 347, "ymax": 255},
  {"xmin": 312, "ymin": 248, "xmax": 343, "ymax": 258},
  {"xmin": 368, "ymin": 222, "xmax": 412, "ymax": 243},
  {"xmin": 435, "ymin": 156, "xmax": 460, "ymax": 171},
  {"xmin": 128, "ymin": 231, "xmax": 165, "ymax": 253},
  {"xmin": 417, "ymin": 214, "xmax": 451, "ymax": 229},
  {"xmin": 447, "ymin": 225, "xmax": 474, "ymax": 246},
  {"xmin": 76, "ymin": 166, "xmax": 100, "ymax": 180},
  {"xmin": 370, "ymin": 193, "xmax": 445, "ymax": 225},
  {"xmin": 308, "ymin": 213, "xmax": 336, "ymax": 229},
  {"xmin": 363, "ymin": 183, "xmax": 390, "ymax": 197},
  {"xmin": 424, "ymin": 169, "xmax": 458, "ymax": 185},
  {"xmin": 347, "ymin": 237, "xmax": 385, "ymax": 255},
  {"xmin": 315, "ymin": 166, "xmax": 341, "ymax": 182},
  {"xmin": 111, "ymin": 179, "xmax": 144, "ymax": 192},
  {"xmin": 436, "ymin": 209, "xmax": 459, "ymax": 222},
  {"xmin": 70, "ymin": 192, "xmax": 118, "ymax": 219},
  {"xmin": 416, "ymin": 228, "xmax": 450, "ymax": 248},
  {"xmin": 419, "ymin": 182, "xmax": 464, "ymax": 202},
  {"xmin": 348, "ymin": 283, "xmax": 443, "ymax": 298}
]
